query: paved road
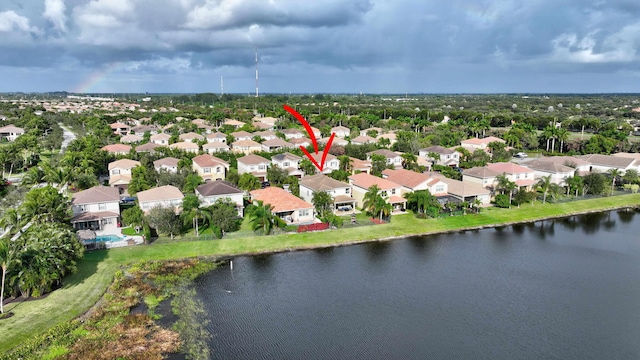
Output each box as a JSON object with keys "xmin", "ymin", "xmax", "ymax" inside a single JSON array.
[{"xmin": 58, "ymin": 123, "xmax": 76, "ymax": 154}]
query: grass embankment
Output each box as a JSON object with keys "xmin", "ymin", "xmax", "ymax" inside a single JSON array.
[{"xmin": 2, "ymin": 193, "xmax": 640, "ymax": 353}]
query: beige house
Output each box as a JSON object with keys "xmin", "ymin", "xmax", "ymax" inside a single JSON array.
[
  {"xmin": 460, "ymin": 136, "xmax": 505, "ymax": 150},
  {"xmin": 179, "ymin": 132, "xmax": 205, "ymax": 143},
  {"xmin": 250, "ymin": 187, "xmax": 315, "ymax": 224},
  {"xmin": 0, "ymin": 125, "xmax": 25, "ymax": 142},
  {"xmin": 232, "ymin": 139, "xmax": 262, "ymax": 155},
  {"xmin": 237, "ymin": 154, "xmax": 270, "ymax": 182},
  {"xmin": 110, "ymin": 122, "xmax": 130, "ymax": 136},
  {"xmin": 299, "ymin": 174, "xmax": 355, "ymax": 212},
  {"xmin": 192, "ymin": 154, "xmax": 229, "ymax": 181},
  {"xmin": 135, "ymin": 142, "xmax": 161, "ymax": 153},
  {"xmin": 348, "ymin": 173, "xmax": 406, "ymax": 212},
  {"xmin": 351, "ymin": 135, "xmax": 377, "ymax": 145},
  {"xmin": 331, "ymin": 125, "xmax": 351, "ymax": 138},
  {"xmin": 381, "ymin": 169, "xmax": 448, "ymax": 196},
  {"xmin": 120, "ymin": 134, "xmax": 143, "ymax": 144},
  {"xmin": 206, "ymin": 132, "xmax": 228, "ymax": 143},
  {"xmin": 137, "ymin": 185, "xmax": 184, "ymax": 213},
  {"xmin": 108, "ymin": 159, "xmax": 141, "ymax": 191},
  {"xmin": 261, "ymin": 138, "xmax": 293, "ymax": 152},
  {"xmin": 153, "ymin": 157, "xmax": 180, "ymax": 174},
  {"xmin": 231, "ymin": 130, "xmax": 253, "ymax": 141},
  {"xmin": 169, "ymin": 141, "xmax": 199, "ymax": 153},
  {"xmin": 150, "ymin": 133, "xmax": 171, "ymax": 145},
  {"xmin": 202, "ymin": 142, "xmax": 230, "ymax": 154},
  {"xmin": 419, "ymin": 146, "xmax": 461, "ymax": 167},
  {"xmin": 70, "ymin": 186, "xmax": 120, "ymax": 233}
]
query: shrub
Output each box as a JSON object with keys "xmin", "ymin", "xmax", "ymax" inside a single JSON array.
[{"xmin": 494, "ymin": 194, "xmax": 511, "ymax": 208}]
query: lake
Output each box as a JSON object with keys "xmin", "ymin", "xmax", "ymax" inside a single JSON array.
[{"xmin": 195, "ymin": 210, "xmax": 640, "ymax": 359}]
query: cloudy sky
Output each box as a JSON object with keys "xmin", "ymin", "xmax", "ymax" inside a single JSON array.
[{"xmin": 1, "ymin": 0, "xmax": 640, "ymax": 94}]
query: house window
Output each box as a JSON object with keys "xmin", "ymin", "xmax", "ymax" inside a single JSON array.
[
  {"xmin": 346, "ymin": 188, "xmax": 350, "ymax": 194},
  {"xmin": 258, "ymin": 165, "xmax": 265, "ymax": 170},
  {"xmin": 204, "ymin": 168, "xmax": 211, "ymax": 173},
  {"xmin": 250, "ymin": 165, "xmax": 255, "ymax": 171},
  {"xmin": 446, "ymin": 155, "xmax": 450, "ymax": 159},
  {"xmin": 435, "ymin": 185, "xmax": 445, "ymax": 193},
  {"xmin": 216, "ymin": 167, "xmax": 222, "ymax": 173},
  {"xmin": 112, "ymin": 169, "xmax": 120, "ymax": 175},
  {"xmin": 300, "ymin": 209, "xmax": 310, "ymax": 217},
  {"xmin": 284, "ymin": 162, "xmax": 290, "ymax": 167},
  {"xmin": 79, "ymin": 204, "xmax": 88, "ymax": 212},
  {"xmin": 483, "ymin": 179, "xmax": 488, "ymax": 184},
  {"xmin": 391, "ymin": 189, "xmax": 396, "ymax": 195},
  {"xmin": 98, "ymin": 203, "xmax": 106, "ymax": 211},
  {"xmin": 516, "ymin": 174, "xmax": 520, "ymax": 179},
  {"xmin": 381, "ymin": 191, "xmax": 388, "ymax": 197}
]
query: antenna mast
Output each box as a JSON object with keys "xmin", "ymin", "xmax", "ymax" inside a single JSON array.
[{"xmin": 255, "ymin": 47, "xmax": 259, "ymax": 97}]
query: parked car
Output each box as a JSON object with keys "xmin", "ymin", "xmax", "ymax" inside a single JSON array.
[
  {"xmin": 514, "ymin": 152, "xmax": 528, "ymax": 158},
  {"xmin": 120, "ymin": 196, "xmax": 137, "ymax": 203},
  {"xmin": 261, "ymin": 181, "xmax": 270, "ymax": 189}
]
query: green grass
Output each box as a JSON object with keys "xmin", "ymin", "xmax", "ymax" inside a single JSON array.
[{"xmin": 2, "ymin": 193, "xmax": 640, "ymax": 353}]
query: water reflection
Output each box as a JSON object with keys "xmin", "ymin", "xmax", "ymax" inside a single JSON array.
[
  {"xmin": 250, "ymin": 254, "xmax": 273, "ymax": 270},
  {"xmin": 364, "ymin": 241, "xmax": 391, "ymax": 262},
  {"xmin": 313, "ymin": 247, "xmax": 334, "ymax": 258},
  {"xmin": 617, "ymin": 208, "xmax": 638, "ymax": 224},
  {"xmin": 512, "ymin": 223, "xmax": 525, "ymax": 234}
]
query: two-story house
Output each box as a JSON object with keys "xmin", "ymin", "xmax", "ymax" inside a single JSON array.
[
  {"xmin": 419, "ymin": 146, "xmax": 461, "ymax": 167},
  {"xmin": 271, "ymin": 152, "xmax": 304, "ymax": 178},
  {"xmin": 280, "ymin": 128, "xmax": 305, "ymax": 140},
  {"xmin": 195, "ymin": 180, "xmax": 244, "ymax": 216},
  {"xmin": 237, "ymin": 154, "xmax": 271, "ymax": 182},
  {"xmin": 381, "ymin": 169, "xmax": 448, "ymax": 196},
  {"xmin": 348, "ymin": 173, "xmax": 406, "ymax": 212},
  {"xmin": 108, "ymin": 159, "xmax": 141, "ymax": 192},
  {"xmin": 232, "ymin": 139, "xmax": 262, "ymax": 155},
  {"xmin": 179, "ymin": 132, "xmax": 205, "ymax": 143},
  {"xmin": 331, "ymin": 125, "xmax": 351, "ymax": 138},
  {"xmin": 101, "ymin": 144, "xmax": 131, "ymax": 156},
  {"xmin": 137, "ymin": 185, "xmax": 184, "ymax": 214},
  {"xmin": 202, "ymin": 142, "xmax": 230, "ymax": 154},
  {"xmin": 486, "ymin": 162, "xmax": 536, "ymax": 190},
  {"xmin": 250, "ymin": 187, "xmax": 315, "ymax": 224},
  {"xmin": 261, "ymin": 138, "xmax": 293, "ymax": 152},
  {"xmin": 0, "ymin": 125, "xmax": 24, "ymax": 142},
  {"xmin": 299, "ymin": 174, "xmax": 355, "ymax": 212},
  {"xmin": 70, "ymin": 186, "xmax": 120, "ymax": 233},
  {"xmin": 192, "ymin": 154, "xmax": 229, "ymax": 181},
  {"xmin": 150, "ymin": 133, "xmax": 171, "ymax": 146},
  {"xmin": 230, "ymin": 130, "xmax": 253, "ymax": 141},
  {"xmin": 169, "ymin": 141, "xmax": 199, "ymax": 153},
  {"xmin": 307, "ymin": 152, "xmax": 340, "ymax": 175},
  {"xmin": 460, "ymin": 136, "xmax": 505, "ymax": 151},
  {"xmin": 153, "ymin": 157, "xmax": 180, "ymax": 174},
  {"xmin": 521, "ymin": 159, "xmax": 575, "ymax": 185},
  {"xmin": 367, "ymin": 149, "xmax": 403, "ymax": 169},
  {"xmin": 206, "ymin": 132, "xmax": 228, "ymax": 143},
  {"xmin": 110, "ymin": 122, "xmax": 130, "ymax": 136},
  {"xmin": 120, "ymin": 134, "xmax": 143, "ymax": 144}
]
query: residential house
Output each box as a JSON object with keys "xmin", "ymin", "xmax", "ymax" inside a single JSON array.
[
  {"xmin": 137, "ymin": 185, "xmax": 184, "ymax": 213},
  {"xmin": 202, "ymin": 142, "xmax": 229, "ymax": 154},
  {"xmin": 462, "ymin": 166, "xmax": 502, "ymax": 190},
  {"xmin": 460, "ymin": 136, "xmax": 505, "ymax": 150},
  {"xmin": 299, "ymin": 174, "xmax": 355, "ymax": 212},
  {"xmin": 224, "ymin": 119, "xmax": 245, "ymax": 129},
  {"xmin": 254, "ymin": 130, "xmax": 277, "ymax": 141},
  {"xmin": 350, "ymin": 157, "xmax": 371, "ymax": 174},
  {"xmin": 135, "ymin": 142, "xmax": 161, "ymax": 153},
  {"xmin": 108, "ymin": 159, "xmax": 141, "ymax": 191},
  {"xmin": 308, "ymin": 152, "xmax": 340, "ymax": 175},
  {"xmin": 310, "ymin": 127, "xmax": 322, "ymax": 139},
  {"xmin": 192, "ymin": 154, "xmax": 229, "ymax": 181},
  {"xmin": 250, "ymin": 187, "xmax": 315, "ymax": 224},
  {"xmin": 521, "ymin": 159, "xmax": 575, "ymax": 185},
  {"xmin": 206, "ymin": 132, "xmax": 227, "ymax": 143},
  {"xmin": 101, "ymin": 144, "xmax": 131, "ymax": 156},
  {"xmin": 195, "ymin": 181, "xmax": 244, "ymax": 216},
  {"xmin": 281, "ymin": 128, "xmax": 305, "ymax": 140},
  {"xmin": 0, "ymin": 125, "xmax": 24, "ymax": 142},
  {"xmin": 533, "ymin": 156, "xmax": 592, "ymax": 175},
  {"xmin": 150, "ymin": 133, "xmax": 171, "ymax": 145},
  {"xmin": 252, "ymin": 116, "xmax": 278, "ymax": 129},
  {"xmin": 350, "ymin": 135, "xmax": 376, "ymax": 145},
  {"xmin": 367, "ymin": 149, "xmax": 403, "ymax": 169},
  {"xmin": 290, "ymin": 137, "xmax": 312, "ymax": 148},
  {"xmin": 272, "ymin": 152, "xmax": 304, "ymax": 178},
  {"xmin": 381, "ymin": 169, "xmax": 448, "ymax": 196},
  {"xmin": 130, "ymin": 125, "xmax": 159, "ymax": 135},
  {"xmin": 331, "ymin": 125, "xmax": 351, "ymax": 138},
  {"xmin": 360, "ymin": 127, "xmax": 383, "ymax": 137},
  {"xmin": 348, "ymin": 173, "xmax": 406, "ymax": 212},
  {"xmin": 231, "ymin": 130, "xmax": 253, "ymax": 141},
  {"xmin": 237, "ymin": 154, "xmax": 270, "ymax": 181},
  {"xmin": 179, "ymin": 132, "xmax": 205, "ymax": 143},
  {"xmin": 232, "ymin": 139, "xmax": 262, "ymax": 155},
  {"xmin": 487, "ymin": 162, "xmax": 536, "ymax": 189},
  {"xmin": 153, "ymin": 157, "xmax": 180, "ymax": 174},
  {"xmin": 169, "ymin": 141, "xmax": 199, "ymax": 153},
  {"xmin": 430, "ymin": 173, "xmax": 491, "ymax": 205},
  {"xmin": 109, "ymin": 122, "xmax": 130, "ymax": 136},
  {"xmin": 120, "ymin": 134, "xmax": 143, "ymax": 144},
  {"xmin": 261, "ymin": 138, "xmax": 293, "ymax": 152},
  {"xmin": 377, "ymin": 132, "xmax": 397, "ymax": 146},
  {"xmin": 580, "ymin": 154, "xmax": 639, "ymax": 174},
  {"xmin": 419, "ymin": 146, "xmax": 461, "ymax": 167},
  {"xmin": 252, "ymin": 122, "xmax": 273, "ymax": 131},
  {"xmin": 70, "ymin": 186, "xmax": 120, "ymax": 233},
  {"xmin": 319, "ymin": 136, "xmax": 348, "ymax": 146}
]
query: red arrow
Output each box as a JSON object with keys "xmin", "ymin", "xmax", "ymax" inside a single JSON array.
[{"xmin": 283, "ymin": 104, "xmax": 335, "ymax": 172}]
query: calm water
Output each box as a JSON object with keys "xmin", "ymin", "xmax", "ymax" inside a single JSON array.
[{"xmin": 195, "ymin": 210, "xmax": 640, "ymax": 360}]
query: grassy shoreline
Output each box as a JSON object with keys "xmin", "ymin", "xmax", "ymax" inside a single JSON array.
[{"xmin": 2, "ymin": 193, "xmax": 640, "ymax": 353}]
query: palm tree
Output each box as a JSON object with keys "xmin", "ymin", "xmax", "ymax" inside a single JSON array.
[
  {"xmin": 362, "ymin": 185, "xmax": 382, "ymax": 215},
  {"xmin": 607, "ymin": 168, "xmax": 622, "ymax": 194},
  {"xmin": 0, "ymin": 240, "xmax": 12, "ymax": 314},
  {"xmin": 623, "ymin": 169, "xmax": 639, "ymax": 185},
  {"xmin": 248, "ymin": 201, "xmax": 286, "ymax": 235},
  {"xmin": 401, "ymin": 152, "xmax": 418, "ymax": 170},
  {"xmin": 472, "ymin": 197, "xmax": 482, "ymax": 213},
  {"xmin": 21, "ymin": 166, "xmax": 44, "ymax": 187},
  {"xmin": 556, "ymin": 128, "xmax": 570, "ymax": 153},
  {"xmin": 0, "ymin": 208, "xmax": 24, "ymax": 236},
  {"xmin": 338, "ymin": 155, "xmax": 353, "ymax": 173},
  {"xmin": 495, "ymin": 174, "xmax": 516, "ymax": 207},
  {"xmin": 541, "ymin": 126, "xmax": 555, "ymax": 152},
  {"xmin": 536, "ymin": 175, "xmax": 553, "ymax": 204}
]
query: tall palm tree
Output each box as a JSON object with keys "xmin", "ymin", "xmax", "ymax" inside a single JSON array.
[
  {"xmin": 556, "ymin": 128, "xmax": 570, "ymax": 153},
  {"xmin": 363, "ymin": 185, "xmax": 382, "ymax": 215},
  {"xmin": 338, "ymin": 155, "xmax": 353, "ymax": 173},
  {"xmin": 401, "ymin": 152, "xmax": 418, "ymax": 170},
  {"xmin": 623, "ymin": 169, "xmax": 639, "ymax": 185},
  {"xmin": 496, "ymin": 174, "xmax": 516, "ymax": 207},
  {"xmin": 0, "ymin": 208, "xmax": 24, "ymax": 236},
  {"xmin": 0, "ymin": 240, "xmax": 12, "ymax": 314},
  {"xmin": 542, "ymin": 126, "xmax": 555, "ymax": 152},
  {"xmin": 536, "ymin": 175, "xmax": 553, "ymax": 204},
  {"xmin": 607, "ymin": 168, "xmax": 622, "ymax": 194},
  {"xmin": 248, "ymin": 201, "xmax": 286, "ymax": 235}
]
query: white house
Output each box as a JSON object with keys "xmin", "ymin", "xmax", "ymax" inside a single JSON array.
[
  {"xmin": 153, "ymin": 157, "xmax": 180, "ymax": 174},
  {"xmin": 0, "ymin": 125, "xmax": 25, "ymax": 142},
  {"xmin": 237, "ymin": 154, "xmax": 270, "ymax": 181},
  {"xmin": 250, "ymin": 187, "xmax": 315, "ymax": 224},
  {"xmin": 419, "ymin": 146, "xmax": 461, "ymax": 167},
  {"xmin": 70, "ymin": 186, "xmax": 120, "ymax": 233},
  {"xmin": 331, "ymin": 125, "xmax": 351, "ymax": 138},
  {"xmin": 299, "ymin": 174, "xmax": 355, "ymax": 212},
  {"xmin": 195, "ymin": 180, "xmax": 244, "ymax": 216},
  {"xmin": 137, "ymin": 185, "xmax": 184, "ymax": 213},
  {"xmin": 150, "ymin": 133, "xmax": 171, "ymax": 145},
  {"xmin": 367, "ymin": 149, "xmax": 403, "ymax": 169},
  {"xmin": 272, "ymin": 152, "xmax": 304, "ymax": 178},
  {"xmin": 108, "ymin": 159, "xmax": 141, "ymax": 191}
]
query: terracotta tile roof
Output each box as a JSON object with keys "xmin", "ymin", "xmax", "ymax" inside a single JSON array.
[
  {"xmin": 169, "ymin": 141, "xmax": 199, "ymax": 150},
  {"xmin": 224, "ymin": 119, "xmax": 245, "ymax": 126},
  {"xmin": 137, "ymin": 185, "xmax": 184, "ymax": 203},
  {"xmin": 580, "ymin": 154, "xmax": 637, "ymax": 168},
  {"xmin": 388, "ymin": 195, "xmax": 407, "ymax": 204},
  {"xmin": 101, "ymin": 144, "xmax": 131, "ymax": 153},
  {"xmin": 108, "ymin": 159, "xmax": 141, "ymax": 170},
  {"xmin": 109, "ymin": 122, "xmax": 130, "ymax": 129},
  {"xmin": 150, "ymin": 133, "xmax": 171, "ymax": 141},
  {"xmin": 462, "ymin": 166, "xmax": 502, "ymax": 179},
  {"xmin": 300, "ymin": 174, "xmax": 350, "ymax": 192},
  {"xmin": 250, "ymin": 187, "xmax": 313, "ymax": 213},
  {"xmin": 350, "ymin": 157, "xmax": 371, "ymax": 171},
  {"xmin": 252, "ymin": 122, "xmax": 272, "ymax": 130},
  {"xmin": 487, "ymin": 162, "xmax": 534, "ymax": 174},
  {"xmin": 238, "ymin": 154, "xmax": 270, "ymax": 165},
  {"xmin": 192, "ymin": 154, "xmax": 229, "ymax": 168},
  {"xmin": 153, "ymin": 157, "xmax": 180, "ymax": 168},
  {"xmin": 135, "ymin": 143, "xmax": 161, "ymax": 152},
  {"xmin": 515, "ymin": 179, "xmax": 535, "ymax": 186},
  {"xmin": 196, "ymin": 180, "xmax": 243, "ymax": 197},
  {"xmin": 232, "ymin": 139, "xmax": 261, "ymax": 147},
  {"xmin": 348, "ymin": 173, "xmax": 400, "ymax": 191},
  {"xmin": 381, "ymin": 169, "xmax": 433, "ymax": 189},
  {"xmin": 461, "ymin": 136, "xmax": 505, "ymax": 145},
  {"xmin": 367, "ymin": 149, "xmax": 400, "ymax": 159},
  {"xmin": 72, "ymin": 186, "xmax": 120, "ymax": 205},
  {"xmin": 421, "ymin": 145, "xmax": 456, "ymax": 155}
]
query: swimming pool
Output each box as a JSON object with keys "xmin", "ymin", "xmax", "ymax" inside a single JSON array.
[{"xmin": 95, "ymin": 234, "xmax": 124, "ymax": 242}]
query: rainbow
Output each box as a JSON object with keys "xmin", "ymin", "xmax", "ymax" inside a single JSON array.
[{"xmin": 72, "ymin": 61, "xmax": 122, "ymax": 93}]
